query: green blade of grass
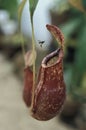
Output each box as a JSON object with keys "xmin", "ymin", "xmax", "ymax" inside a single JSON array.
[
  {"xmin": 18, "ymin": 0, "xmax": 26, "ymax": 30},
  {"xmin": 29, "ymin": 0, "xmax": 39, "ymax": 21},
  {"xmin": 28, "ymin": 0, "xmax": 39, "ymax": 108}
]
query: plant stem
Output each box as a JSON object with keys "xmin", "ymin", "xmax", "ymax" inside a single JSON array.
[
  {"xmin": 21, "ymin": 33, "xmax": 25, "ymax": 58},
  {"xmin": 31, "ymin": 21, "xmax": 36, "ymax": 108},
  {"xmin": 20, "ymin": 33, "xmax": 25, "ymax": 64},
  {"xmin": 28, "ymin": 0, "xmax": 36, "ymax": 108}
]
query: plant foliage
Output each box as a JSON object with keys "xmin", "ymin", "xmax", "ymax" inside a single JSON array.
[
  {"xmin": 29, "ymin": 0, "xmax": 39, "ymax": 21},
  {"xmin": 18, "ymin": 0, "xmax": 26, "ymax": 30},
  {"xmin": 57, "ymin": 0, "xmax": 86, "ymax": 102},
  {"xmin": 0, "ymin": 0, "xmax": 18, "ymax": 16}
]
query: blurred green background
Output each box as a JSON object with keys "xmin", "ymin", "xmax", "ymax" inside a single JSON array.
[{"xmin": 0, "ymin": 0, "xmax": 18, "ymax": 17}]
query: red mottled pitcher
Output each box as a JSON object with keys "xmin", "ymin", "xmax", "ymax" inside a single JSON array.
[{"xmin": 23, "ymin": 24, "xmax": 66, "ymax": 121}]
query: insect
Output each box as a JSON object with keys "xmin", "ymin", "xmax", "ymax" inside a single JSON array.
[{"xmin": 38, "ymin": 40, "xmax": 45, "ymax": 47}]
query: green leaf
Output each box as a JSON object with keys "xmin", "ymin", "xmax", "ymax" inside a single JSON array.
[
  {"xmin": 64, "ymin": 66, "xmax": 73, "ymax": 93},
  {"xmin": 18, "ymin": 0, "xmax": 26, "ymax": 30},
  {"xmin": 29, "ymin": 0, "xmax": 39, "ymax": 21},
  {"xmin": 0, "ymin": 0, "xmax": 18, "ymax": 16},
  {"xmin": 82, "ymin": 0, "xmax": 86, "ymax": 10},
  {"xmin": 68, "ymin": 0, "xmax": 85, "ymax": 12},
  {"xmin": 72, "ymin": 23, "xmax": 86, "ymax": 87},
  {"xmin": 61, "ymin": 18, "xmax": 81, "ymax": 39}
]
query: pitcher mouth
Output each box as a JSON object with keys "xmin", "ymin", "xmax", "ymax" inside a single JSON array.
[{"xmin": 42, "ymin": 48, "xmax": 63, "ymax": 68}]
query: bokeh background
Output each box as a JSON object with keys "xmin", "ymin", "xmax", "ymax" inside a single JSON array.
[{"xmin": 0, "ymin": 0, "xmax": 86, "ymax": 130}]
